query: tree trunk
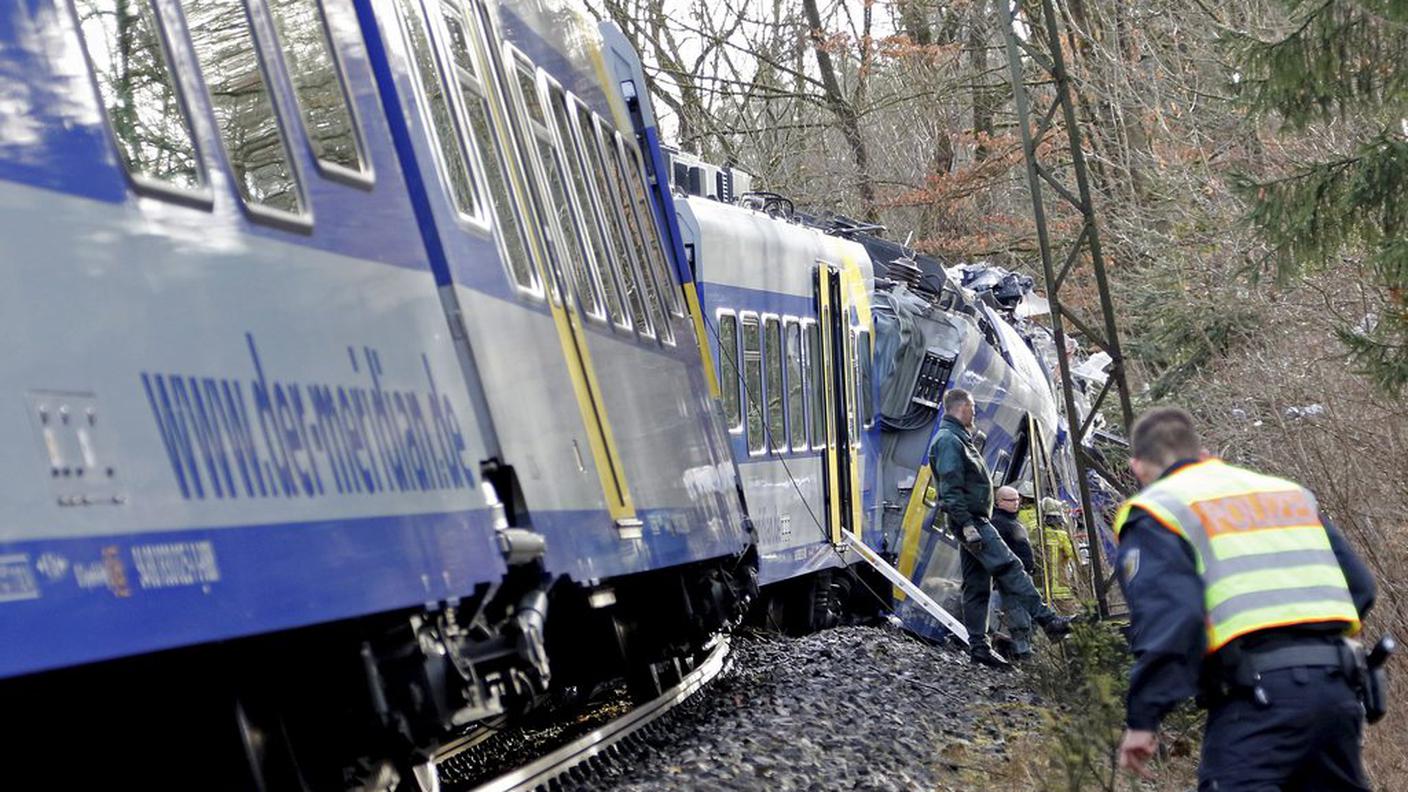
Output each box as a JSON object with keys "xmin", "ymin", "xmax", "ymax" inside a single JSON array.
[{"xmin": 801, "ymin": 0, "xmax": 878, "ymax": 221}]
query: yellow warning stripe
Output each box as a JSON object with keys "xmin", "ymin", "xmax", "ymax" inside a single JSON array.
[
  {"xmin": 894, "ymin": 465, "xmax": 933, "ymax": 600},
  {"xmin": 684, "ymin": 283, "xmax": 720, "ymax": 398}
]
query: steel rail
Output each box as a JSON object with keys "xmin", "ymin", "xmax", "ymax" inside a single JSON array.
[{"xmin": 447, "ymin": 635, "xmax": 731, "ymax": 792}]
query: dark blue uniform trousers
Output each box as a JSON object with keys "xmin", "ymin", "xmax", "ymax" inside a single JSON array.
[
  {"xmin": 1199, "ymin": 666, "xmax": 1370, "ymax": 791},
  {"xmin": 959, "ymin": 520, "xmax": 1056, "ymax": 655}
]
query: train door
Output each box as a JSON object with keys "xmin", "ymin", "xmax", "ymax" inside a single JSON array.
[
  {"xmin": 814, "ymin": 262, "xmax": 863, "ymax": 544},
  {"xmin": 495, "ymin": 45, "xmax": 638, "ymax": 523}
]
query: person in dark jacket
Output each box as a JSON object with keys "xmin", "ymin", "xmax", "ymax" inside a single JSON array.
[
  {"xmin": 992, "ymin": 485, "xmax": 1036, "ymax": 574},
  {"xmin": 929, "ymin": 388, "xmax": 1071, "ymax": 667},
  {"xmin": 1114, "ymin": 407, "xmax": 1376, "ymax": 790}
]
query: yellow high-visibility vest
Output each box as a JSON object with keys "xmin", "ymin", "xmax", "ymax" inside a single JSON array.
[{"xmin": 1113, "ymin": 459, "xmax": 1359, "ymax": 654}]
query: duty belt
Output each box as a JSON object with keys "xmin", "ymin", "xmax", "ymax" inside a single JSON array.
[
  {"xmin": 1244, "ymin": 644, "xmax": 1345, "ymax": 675},
  {"xmin": 1206, "ymin": 636, "xmax": 1394, "ymax": 722},
  {"xmin": 1230, "ymin": 641, "xmax": 1356, "ymax": 709}
]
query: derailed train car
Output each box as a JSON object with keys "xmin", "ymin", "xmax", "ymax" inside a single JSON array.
[
  {"xmin": 677, "ymin": 193, "xmax": 885, "ymax": 633},
  {"xmin": 818, "ymin": 221, "xmax": 1123, "ymax": 638},
  {"xmin": 668, "ymin": 154, "xmax": 1119, "ymax": 641},
  {"xmin": 0, "ymin": 0, "xmax": 753, "ymax": 787}
]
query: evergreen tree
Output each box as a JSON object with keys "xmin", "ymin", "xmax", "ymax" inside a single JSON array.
[{"xmin": 1231, "ymin": 0, "xmax": 1408, "ymax": 394}]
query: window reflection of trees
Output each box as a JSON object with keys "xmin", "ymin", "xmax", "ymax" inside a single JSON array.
[
  {"xmin": 395, "ymin": 0, "xmax": 479, "ymax": 219},
  {"xmin": 719, "ymin": 313, "xmax": 741, "ymax": 430},
  {"xmin": 181, "ymin": 0, "xmax": 302, "ymax": 214},
  {"xmin": 74, "ymin": 0, "xmax": 201, "ymax": 190},
  {"xmin": 266, "ymin": 0, "xmax": 364, "ymax": 175},
  {"xmin": 546, "ymin": 90, "xmax": 624, "ymax": 325},
  {"xmin": 601, "ymin": 134, "xmax": 669, "ymax": 342},
  {"xmin": 787, "ymin": 321, "xmax": 807, "ymax": 450},
  {"xmin": 441, "ymin": 4, "xmax": 537, "ymax": 291},
  {"xmin": 743, "ymin": 317, "xmax": 764, "ymax": 454},
  {"xmin": 577, "ymin": 108, "xmax": 651, "ymax": 336},
  {"xmin": 765, "ymin": 318, "xmax": 785, "ymax": 451}
]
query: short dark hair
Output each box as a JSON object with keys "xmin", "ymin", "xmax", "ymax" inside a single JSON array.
[
  {"xmin": 1130, "ymin": 407, "xmax": 1201, "ymax": 468},
  {"xmin": 942, "ymin": 388, "xmax": 972, "ymax": 413}
]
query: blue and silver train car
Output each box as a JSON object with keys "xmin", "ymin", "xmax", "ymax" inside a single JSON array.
[
  {"xmin": 364, "ymin": 0, "xmax": 755, "ymax": 687},
  {"xmin": 0, "ymin": 0, "xmax": 753, "ymax": 786},
  {"xmin": 677, "ymin": 192, "xmax": 884, "ymax": 631}
]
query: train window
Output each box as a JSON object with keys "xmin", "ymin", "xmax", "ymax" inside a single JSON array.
[
  {"xmin": 786, "ymin": 319, "xmax": 807, "ymax": 451},
  {"xmin": 742, "ymin": 314, "xmax": 764, "ymax": 454},
  {"xmin": 550, "ymin": 91, "xmax": 628, "ymax": 328},
  {"xmin": 498, "ymin": 59, "xmax": 602, "ymax": 317},
  {"xmin": 266, "ymin": 0, "xmax": 367, "ymax": 180},
  {"xmin": 74, "ymin": 0, "xmax": 204, "ymax": 194},
  {"xmin": 512, "ymin": 64, "xmax": 546, "ymax": 127},
  {"xmin": 510, "ymin": 63, "xmax": 603, "ymax": 320},
  {"xmin": 807, "ymin": 321, "xmax": 824, "ymax": 448},
  {"xmin": 858, "ymin": 330, "xmax": 873, "ymax": 429},
  {"xmin": 718, "ymin": 311, "xmax": 742, "ymax": 431},
  {"xmin": 576, "ymin": 108, "xmax": 649, "ymax": 335},
  {"xmin": 991, "ymin": 449, "xmax": 1012, "ymax": 487},
  {"xmin": 439, "ymin": 0, "xmax": 537, "ymax": 292},
  {"xmin": 588, "ymin": 124, "xmax": 657, "ymax": 340},
  {"xmin": 182, "ymin": 0, "xmax": 303, "ymax": 216},
  {"xmin": 440, "ymin": 5, "xmax": 475, "ymax": 74},
  {"xmin": 764, "ymin": 316, "xmax": 785, "ymax": 453},
  {"xmin": 394, "ymin": 0, "xmax": 481, "ymax": 221},
  {"xmin": 621, "ymin": 144, "xmax": 685, "ymax": 317},
  {"xmin": 602, "ymin": 132, "xmax": 673, "ymax": 344}
]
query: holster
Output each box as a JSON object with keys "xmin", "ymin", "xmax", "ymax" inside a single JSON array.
[{"xmin": 1359, "ymin": 635, "xmax": 1396, "ymax": 725}]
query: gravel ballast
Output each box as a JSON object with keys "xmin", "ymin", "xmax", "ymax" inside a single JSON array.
[{"xmin": 588, "ymin": 625, "xmax": 1048, "ymax": 791}]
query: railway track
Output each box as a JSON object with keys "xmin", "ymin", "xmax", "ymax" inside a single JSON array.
[{"xmin": 436, "ymin": 636, "xmax": 732, "ymax": 792}]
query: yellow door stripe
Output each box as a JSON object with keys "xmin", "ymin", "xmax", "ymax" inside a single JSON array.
[
  {"xmin": 894, "ymin": 464, "xmax": 933, "ymax": 600},
  {"xmin": 832, "ymin": 243, "xmax": 868, "ymax": 541},
  {"xmin": 547, "ymin": 291, "xmax": 635, "ymax": 519},
  {"xmin": 684, "ymin": 283, "xmax": 720, "ymax": 398},
  {"xmin": 816, "ymin": 265, "xmax": 841, "ymax": 544}
]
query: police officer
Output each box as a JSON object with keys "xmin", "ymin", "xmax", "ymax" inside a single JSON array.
[
  {"xmin": 1113, "ymin": 407, "xmax": 1376, "ymax": 790},
  {"xmin": 930, "ymin": 388, "xmax": 1071, "ymax": 667}
]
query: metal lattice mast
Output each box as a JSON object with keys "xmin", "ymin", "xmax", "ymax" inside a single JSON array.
[{"xmin": 1001, "ymin": 0, "xmax": 1135, "ymax": 619}]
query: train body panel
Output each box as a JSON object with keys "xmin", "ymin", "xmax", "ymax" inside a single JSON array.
[{"xmin": 0, "ymin": 0, "xmax": 504, "ymax": 679}]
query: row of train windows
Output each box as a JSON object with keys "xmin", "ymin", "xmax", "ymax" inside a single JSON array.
[
  {"xmin": 715, "ymin": 311, "xmax": 873, "ymax": 456},
  {"xmin": 76, "ymin": 0, "xmax": 366, "ymax": 216},
  {"xmin": 396, "ymin": 0, "xmax": 684, "ymax": 343},
  {"xmin": 74, "ymin": 0, "xmax": 683, "ymax": 345}
]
